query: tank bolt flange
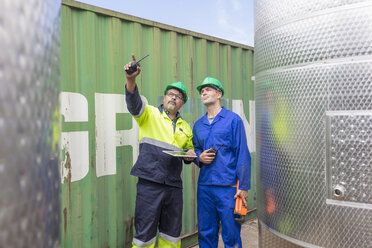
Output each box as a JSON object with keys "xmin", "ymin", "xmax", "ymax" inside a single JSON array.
[{"xmin": 333, "ymin": 185, "xmax": 346, "ymax": 199}]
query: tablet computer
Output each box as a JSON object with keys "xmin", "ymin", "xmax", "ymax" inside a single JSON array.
[{"xmin": 162, "ymin": 150, "xmax": 197, "ymax": 158}]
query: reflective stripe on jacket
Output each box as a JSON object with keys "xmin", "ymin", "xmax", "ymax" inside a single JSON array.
[{"xmin": 126, "ymin": 86, "xmax": 194, "ymax": 188}]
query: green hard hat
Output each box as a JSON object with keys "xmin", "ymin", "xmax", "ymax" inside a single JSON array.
[
  {"xmin": 164, "ymin": 81, "xmax": 188, "ymax": 103},
  {"xmin": 197, "ymin": 77, "xmax": 224, "ymax": 96}
]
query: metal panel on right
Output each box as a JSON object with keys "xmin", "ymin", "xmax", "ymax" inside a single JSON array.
[{"xmin": 255, "ymin": 0, "xmax": 372, "ymax": 247}]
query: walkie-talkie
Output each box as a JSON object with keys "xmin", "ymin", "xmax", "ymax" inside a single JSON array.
[
  {"xmin": 125, "ymin": 54, "xmax": 150, "ymax": 75},
  {"xmin": 207, "ymin": 143, "xmax": 224, "ymax": 155}
]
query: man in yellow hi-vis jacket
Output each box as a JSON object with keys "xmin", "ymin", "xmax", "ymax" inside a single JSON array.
[{"xmin": 124, "ymin": 55, "xmax": 196, "ymax": 248}]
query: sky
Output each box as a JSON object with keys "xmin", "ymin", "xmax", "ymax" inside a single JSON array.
[{"xmin": 76, "ymin": 0, "xmax": 255, "ymax": 47}]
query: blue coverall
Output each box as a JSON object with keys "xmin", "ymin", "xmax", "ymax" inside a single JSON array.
[{"xmin": 192, "ymin": 107, "xmax": 251, "ymax": 248}]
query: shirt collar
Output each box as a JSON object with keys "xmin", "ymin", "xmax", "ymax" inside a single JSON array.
[
  {"xmin": 158, "ymin": 104, "xmax": 181, "ymax": 120},
  {"xmin": 201, "ymin": 106, "xmax": 226, "ymax": 125}
]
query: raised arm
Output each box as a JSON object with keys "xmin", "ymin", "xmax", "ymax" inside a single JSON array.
[
  {"xmin": 124, "ymin": 53, "xmax": 141, "ymax": 93},
  {"xmin": 124, "ymin": 53, "xmax": 144, "ymax": 117}
]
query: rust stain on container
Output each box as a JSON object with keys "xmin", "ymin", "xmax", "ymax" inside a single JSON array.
[
  {"xmin": 124, "ymin": 217, "xmax": 134, "ymax": 247},
  {"xmin": 63, "ymin": 208, "xmax": 68, "ymax": 236}
]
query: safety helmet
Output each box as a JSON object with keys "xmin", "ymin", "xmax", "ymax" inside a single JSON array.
[
  {"xmin": 197, "ymin": 77, "xmax": 224, "ymax": 96},
  {"xmin": 164, "ymin": 81, "xmax": 188, "ymax": 103}
]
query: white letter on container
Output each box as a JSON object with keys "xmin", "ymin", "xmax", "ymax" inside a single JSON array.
[
  {"xmin": 232, "ymin": 100, "xmax": 256, "ymax": 153},
  {"xmin": 60, "ymin": 92, "xmax": 89, "ymax": 183},
  {"xmin": 95, "ymin": 93, "xmax": 142, "ymax": 177}
]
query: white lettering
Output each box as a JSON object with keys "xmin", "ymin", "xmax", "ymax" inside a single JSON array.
[
  {"xmin": 232, "ymin": 100, "xmax": 256, "ymax": 152},
  {"xmin": 95, "ymin": 93, "xmax": 144, "ymax": 177},
  {"xmin": 60, "ymin": 92, "xmax": 89, "ymax": 183},
  {"xmin": 60, "ymin": 91, "xmax": 253, "ymax": 182}
]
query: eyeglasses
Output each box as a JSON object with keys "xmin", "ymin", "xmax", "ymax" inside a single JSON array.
[{"xmin": 166, "ymin": 92, "xmax": 184, "ymax": 101}]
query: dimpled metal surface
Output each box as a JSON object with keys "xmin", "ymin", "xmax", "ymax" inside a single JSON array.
[
  {"xmin": 255, "ymin": 0, "xmax": 372, "ymax": 247},
  {"xmin": 326, "ymin": 111, "xmax": 372, "ymax": 204},
  {"xmin": 0, "ymin": 0, "xmax": 61, "ymax": 247}
]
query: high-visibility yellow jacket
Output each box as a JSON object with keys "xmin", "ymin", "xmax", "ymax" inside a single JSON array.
[{"xmin": 126, "ymin": 86, "xmax": 194, "ymax": 188}]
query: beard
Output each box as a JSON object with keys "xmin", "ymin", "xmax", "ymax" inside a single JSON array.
[{"xmin": 166, "ymin": 101, "xmax": 176, "ymax": 111}]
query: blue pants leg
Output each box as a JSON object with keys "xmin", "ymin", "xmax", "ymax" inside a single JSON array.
[
  {"xmin": 197, "ymin": 185, "xmax": 219, "ymax": 248},
  {"xmin": 197, "ymin": 185, "xmax": 242, "ymax": 248},
  {"xmin": 216, "ymin": 187, "xmax": 242, "ymax": 248}
]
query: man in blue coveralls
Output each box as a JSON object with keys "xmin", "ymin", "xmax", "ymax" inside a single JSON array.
[{"xmin": 192, "ymin": 77, "xmax": 251, "ymax": 248}]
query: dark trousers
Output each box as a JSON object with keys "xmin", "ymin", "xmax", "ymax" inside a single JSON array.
[{"xmin": 134, "ymin": 178, "xmax": 183, "ymax": 243}]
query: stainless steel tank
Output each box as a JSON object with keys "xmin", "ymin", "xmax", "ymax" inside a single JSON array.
[
  {"xmin": 0, "ymin": 0, "xmax": 61, "ymax": 247},
  {"xmin": 255, "ymin": 0, "xmax": 372, "ymax": 247}
]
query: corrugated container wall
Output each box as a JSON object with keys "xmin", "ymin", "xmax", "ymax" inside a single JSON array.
[{"xmin": 60, "ymin": 1, "xmax": 255, "ymax": 247}]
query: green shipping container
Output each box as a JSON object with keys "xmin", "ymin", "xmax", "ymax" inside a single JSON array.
[{"xmin": 60, "ymin": 0, "xmax": 255, "ymax": 247}]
